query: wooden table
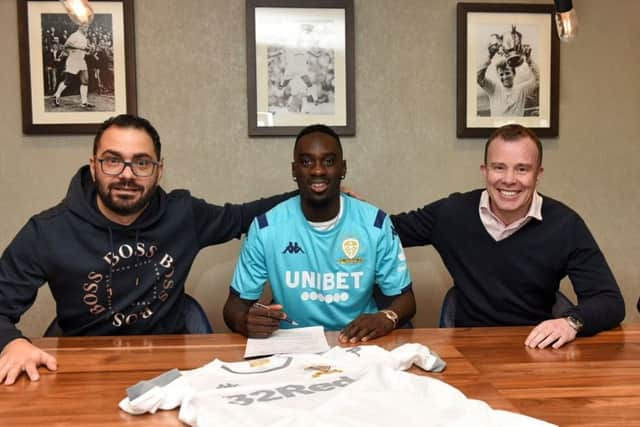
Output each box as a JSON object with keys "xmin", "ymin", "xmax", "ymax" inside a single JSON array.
[{"xmin": 2, "ymin": 325, "xmax": 640, "ymax": 426}]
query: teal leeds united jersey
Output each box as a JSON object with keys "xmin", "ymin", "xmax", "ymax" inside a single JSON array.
[{"xmin": 230, "ymin": 195, "xmax": 412, "ymax": 331}]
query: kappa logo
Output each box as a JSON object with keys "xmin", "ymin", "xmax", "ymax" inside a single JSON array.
[
  {"xmin": 346, "ymin": 347, "xmax": 363, "ymax": 357},
  {"xmin": 282, "ymin": 241, "xmax": 305, "ymax": 254},
  {"xmin": 216, "ymin": 383, "xmax": 240, "ymax": 389}
]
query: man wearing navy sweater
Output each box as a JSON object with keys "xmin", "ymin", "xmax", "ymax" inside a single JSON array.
[
  {"xmin": 0, "ymin": 115, "xmax": 293, "ymax": 385},
  {"xmin": 391, "ymin": 124, "xmax": 624, "ymax": 349}
]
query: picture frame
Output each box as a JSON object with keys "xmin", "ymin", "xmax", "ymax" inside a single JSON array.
[
  {"xmin": 246, "ymin": 0, "xmax": 355, "ymax": 136},
  {"xmin": 18, "ymin": 0, "xmax": 136, "ymax": 134},
  {"xmin": 457, "ymin": 3, "xmax": 559, "ymax": 138}
]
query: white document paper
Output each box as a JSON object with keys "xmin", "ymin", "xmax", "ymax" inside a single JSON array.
[{"xmin": 243, "ymin": 326, "xmax": 330, "ymax": 358}]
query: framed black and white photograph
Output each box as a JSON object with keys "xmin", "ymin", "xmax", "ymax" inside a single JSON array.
[
  {"xmin": 457, "ymin": 3, "xmax": 559, "ymax": 138},
  {"xmin": 18, "ymin": 0, "xmax": 136, "ymax": 134},
  {"xmin": 246, "ymin": 0, "xmax": 355, "ymax": 136}
]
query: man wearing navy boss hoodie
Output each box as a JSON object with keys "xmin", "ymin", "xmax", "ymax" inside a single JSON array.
[{"xmin": 0, "ymin": 114, "xmax": 292, "ymax": 385}]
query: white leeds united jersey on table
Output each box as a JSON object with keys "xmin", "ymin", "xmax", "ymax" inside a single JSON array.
[
  {"xmin": 231, "ymin": 195, "xmax": 412, "ymax": 331},
  {"xmin": 119, "ymin": 343, "xmax": 555, "ymax": 427}
]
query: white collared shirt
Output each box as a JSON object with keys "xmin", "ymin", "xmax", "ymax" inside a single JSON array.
[{"xmin": 478, "ymin": 190, "xmax": 543, "ymax": 241}]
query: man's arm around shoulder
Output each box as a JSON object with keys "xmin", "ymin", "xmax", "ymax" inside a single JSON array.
[
  {"xmin": 191, "ymin": 190, "xmax": 296, "ymax": 246},
  {"xmin": 390, "ymin": 195, "xmax": 453, "ymax": 247}
]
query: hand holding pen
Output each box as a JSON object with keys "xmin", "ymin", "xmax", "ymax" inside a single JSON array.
[
  {"xmin": 245, "ymin": 302, "xmax": 299, "ymax": 338},
  {"xmin": 253, "ymin": 303, "xmax": 299, "ymax": 326}
]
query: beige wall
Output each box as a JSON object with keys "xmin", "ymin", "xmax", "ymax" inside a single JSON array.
[{"xmin": 1, "ymin": 0, "xmax": 638, "ymax": 336}]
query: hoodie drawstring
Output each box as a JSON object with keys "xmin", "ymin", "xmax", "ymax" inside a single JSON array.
[
  {"xmin": 107, "ymin": 226, "xmax": 114, "ymax": 310},
  {"xmin": 134, "ymin": 229, "xmax": 141, "ymax": 287}
]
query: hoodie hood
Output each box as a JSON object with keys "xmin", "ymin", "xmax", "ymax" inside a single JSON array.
[{"xmin": 65, "ymin": 165, "xmax": 168, "ymax": 230}]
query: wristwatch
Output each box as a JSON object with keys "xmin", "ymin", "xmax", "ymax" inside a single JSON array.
[
  {"xmin": 380, "ymin": 310, "xmax": 399, "ymax": 328},
  {"xmin": 566, "ymin": 315, "xmax": 583, "ymax": 332}
]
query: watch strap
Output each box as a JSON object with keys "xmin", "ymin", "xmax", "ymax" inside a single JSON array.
[
  {"xmin": 566, "ymin": 315, "xmax": 583, "ymax": 332},
  {"xmin": 380, "ymin": 310, "xmax": 399, "ymax": 328}
]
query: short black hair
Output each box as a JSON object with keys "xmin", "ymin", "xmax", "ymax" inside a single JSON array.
[
  {"xmin": 294, "ymin": 124, "xmax": 342, "ymax": 155},
  {"xmin": 93, "ymin": 114, "xmax": 162, "ymax": 160},
  {"xmin": 484, "ymin": 123, "xmax": 543, "ymax": 167}
]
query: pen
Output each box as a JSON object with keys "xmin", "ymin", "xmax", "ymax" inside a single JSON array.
[{"xmin": 253, "ymin": 302, "xmax": 299, "ymax": 326}]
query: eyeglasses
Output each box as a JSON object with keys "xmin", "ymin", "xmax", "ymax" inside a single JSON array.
[{"xmin": 96, "ymin": 156, "xmax": 160, "ymax": 177}]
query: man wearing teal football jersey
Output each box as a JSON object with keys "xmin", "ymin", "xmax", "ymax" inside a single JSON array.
[{"xmin": 224, "ymin": 125, "xmax": 415, "ymax": 343}]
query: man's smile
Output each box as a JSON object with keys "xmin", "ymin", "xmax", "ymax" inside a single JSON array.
[{"xmin": 309, "ymin": 180, "xmax": 329, "ymax": 193}]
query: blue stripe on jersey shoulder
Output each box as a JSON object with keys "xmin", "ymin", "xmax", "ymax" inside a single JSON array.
[
  {"xmin": 257, "ymin": 214, "xmax": 269, "ymax": 229},
  {"xmin": 373, "ymin": 209, "xmax": 387, "ymax": 229}
]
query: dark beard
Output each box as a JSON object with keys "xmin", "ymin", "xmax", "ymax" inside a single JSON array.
[{"xmin": 97, "ymin": 179, "xmax": 156, "ymax": 216}]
